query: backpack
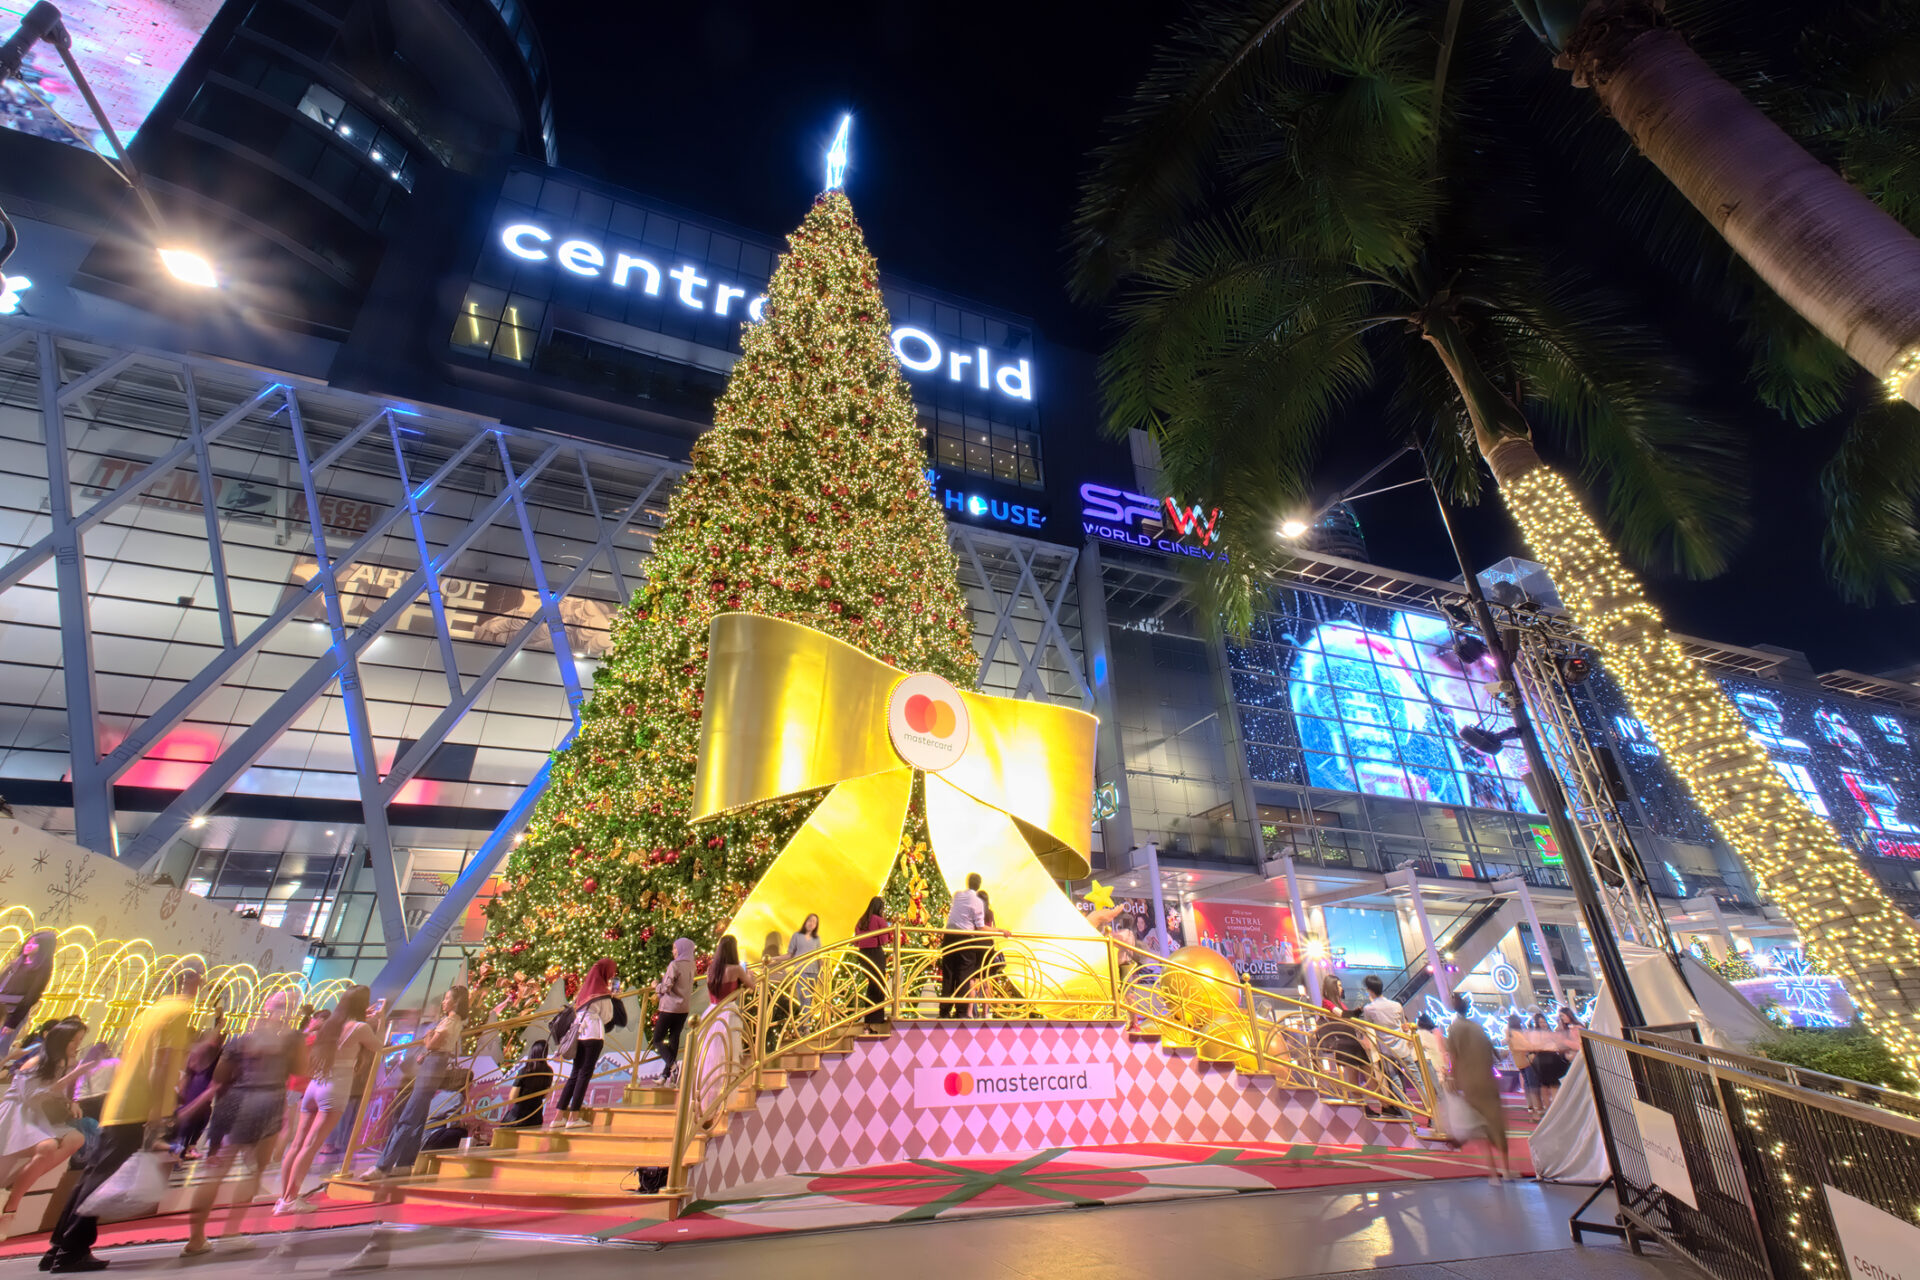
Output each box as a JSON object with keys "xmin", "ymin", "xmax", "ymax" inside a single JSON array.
[
  {"xmin": 608, "ymin": 997, "xmax": 628, "ymax": 1030},
  {"xmin": 546, "ymin": 1005, "xmax": 576, "ymax": 1048}
]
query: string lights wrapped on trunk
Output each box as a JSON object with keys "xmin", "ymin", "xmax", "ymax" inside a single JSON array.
[{"xmin": 1488, "ymin": 438, "xmax": 1920, "ymax": 1068}]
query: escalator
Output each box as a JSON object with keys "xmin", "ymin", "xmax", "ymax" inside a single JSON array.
[{"xmin": 1380, "ymin": 897, "xmax": 1515, "ymax": 1006}]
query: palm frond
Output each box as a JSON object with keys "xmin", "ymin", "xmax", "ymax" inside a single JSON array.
[
  {"xmin": 1821, "ymin": 398, "xmax": 1920, "ymax": 603},
  {"xmin": 1468, "ymin": 260, "xmax": 1751, "ymax": 577},
  {"xmin": 1070, "ymin": 0, "xmax": 1307, "ymax": 299}
]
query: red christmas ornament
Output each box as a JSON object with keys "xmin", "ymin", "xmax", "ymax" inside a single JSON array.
[{"xmin": 582, "ymin": 877, "xmax": 599, "ymax": 894}]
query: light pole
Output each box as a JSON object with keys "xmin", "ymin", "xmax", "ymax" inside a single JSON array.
[{"xmin": 1418, "ymin": 456, "xmax": 1646, "ymax": 1029}]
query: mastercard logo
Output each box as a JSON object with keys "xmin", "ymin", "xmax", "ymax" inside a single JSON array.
[
  {"xmin": 903, "ymin": 693, "xmax": 958, "ymax": 739},
  {"xmin": 942, "ymin": 1071, "xmax": 975, "ymax": 1096}
]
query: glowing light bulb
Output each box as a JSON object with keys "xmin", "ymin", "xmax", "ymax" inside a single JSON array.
[
  {"xmin": 158, "ymin": 248, "xmax": 218, "ymax": 288},
  {"xmin": 1278, "ymin": 519, "xmax": 1310, "ymax": 539}
]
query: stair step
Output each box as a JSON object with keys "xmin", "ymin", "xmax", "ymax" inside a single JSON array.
[
  {"xmin": 422, "ymin": 1144, "xmax": 699, "ymax": 1189},
  {"xmin": 329, "ymin": 1174, "xmax": 683, "ymax": 1217},
  {"xmin": 499, "ymin": 1124, "xmax": 693, "ymax": 1155}
]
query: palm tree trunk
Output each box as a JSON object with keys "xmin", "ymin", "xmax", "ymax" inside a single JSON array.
[
  {"xmin": 1558, "ymin": 1, "xmax": 1920, "ymax": 408},
  {"xmin": 1423, "ymin": 319, "xmax": 1920, "ymax": 1065}
]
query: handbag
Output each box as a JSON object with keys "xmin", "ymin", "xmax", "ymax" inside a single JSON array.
[
  {"xmin": 1439, "ymin": 1090, "xmax": 1488, "ymax": 1142},
  {"xmin": 78, "ymin": 1149, "xmax": 169, "ymax": 1222}
]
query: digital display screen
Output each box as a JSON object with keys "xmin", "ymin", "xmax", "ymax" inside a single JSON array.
[
  {"xmin": 1585, "ymin": 675, "xmax": 1920, "ymax": 859},
  {"xmin": 1323, "ymin": 906, "xmax": 1403, "ymax": 969},
  {"xmin": 1228, "ymin": 589, "xmax": 1539, "ymax": 812},
  {"xmin": 0, "ymin": 0, "xmax": 224, "ymax": 153}
]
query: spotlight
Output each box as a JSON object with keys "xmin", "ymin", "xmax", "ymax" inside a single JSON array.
[
  {"xmin": 158, "ymin": 247, "xmax": 218, "ymax": 288},
  {"xmin": 1278, "ymin": 519, "xmax": 1310, "ymax": 539},
  {"xmin": 1460, "ymin": 723, "xmax": 1523, "ymax": 755},
  {"xmin": 1559, "ymin": 655, "xmax": 1593, "ymax": 684},
  {"xmin": 1443, "ymin": 633, "xmax": 1482, "ymax": 667}
]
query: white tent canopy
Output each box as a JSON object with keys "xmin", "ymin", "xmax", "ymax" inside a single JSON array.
[{"xmin": 1530, "ymin": 943, "xmax": 1773, "ymax": 1183}]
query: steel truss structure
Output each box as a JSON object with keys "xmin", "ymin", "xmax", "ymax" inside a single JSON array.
[{"xmin": 0, "ymin": 322, "xmax": 1095, "ymax": 997}]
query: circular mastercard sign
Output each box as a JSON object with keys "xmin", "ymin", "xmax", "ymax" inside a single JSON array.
[{"xmin": 887, "ymin": 672, "xmax": 970, "ymax": 772}]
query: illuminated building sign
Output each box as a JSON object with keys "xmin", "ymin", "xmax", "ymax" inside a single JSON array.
[
  {"xmin": 1079, "ymin": 483, "xmax": 1224, "ymax": 560},
  {"xmin": 496, "ymin": 222, "xmax": 1033, "ymax": 402},
  {"xmin": 926, "ymin": 470, "xmax": 1045, "ymax": 531},
  {"xmin": 1873, "ymin": 837, "xmax": 1920, "ymax": 861}
]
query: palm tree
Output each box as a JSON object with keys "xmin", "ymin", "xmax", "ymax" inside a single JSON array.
[
  {"xmin": 1523, "ymin": 0, "xmax": 1920, "ymax": 412},
  {"xmin": 1075, "ymin": 0, "xmax": 1920, "ymax": 1063}
]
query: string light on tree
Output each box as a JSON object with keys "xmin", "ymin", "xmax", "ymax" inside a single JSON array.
[
  {"xmin": 470, "ymin": 166, "xmax": 979, "ymax": 1009},
  {"xmin": 1499, "ymin": 466, "xmax": 1920, "ymax": 1070}
]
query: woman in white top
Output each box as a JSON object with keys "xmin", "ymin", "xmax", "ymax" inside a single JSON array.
[
  {"xmin": 553, "ymin": 958, "xmax": 617, "ymax": 1129},
  {"xmin": 279, "ymin": 985, "xmax": 379, "ymax": 1214},
  {"xmin": 786, "ymin": 915, "xmax": 823, "ymax": 1011},
  {"xmin": 0, "ymin": 1018, "xmax": 88, "ymax": 1238}
]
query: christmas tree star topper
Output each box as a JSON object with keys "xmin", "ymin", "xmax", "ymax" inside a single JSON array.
[
  {"xmin": 825, "ymin": 113, "xmax": 851, "ymax": 191},
  {"xmin": 1084, "ymin": 880, "xmax": 1115, "ymax": 911}
]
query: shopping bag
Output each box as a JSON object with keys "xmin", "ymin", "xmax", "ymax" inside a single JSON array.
[
  {"xmin": 1439, "ymin": 1090, "xmax": 1488, "ymax": 1144},
  {"xmin": 78, "ymin": 1150, "xmax": 169, "ymax": 1222}
]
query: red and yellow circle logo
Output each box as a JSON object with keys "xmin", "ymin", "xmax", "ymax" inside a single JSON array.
[
  {"xmin": 943, "ymin": 1070, "xmax": 975, "ymax": 1096},
  {"xmin": 888, "ymin": 673, "xmax": 969, "ymax": 772},
  {"xmin": 903, "ymin": 693, "xmax": 958, "ymax": 739}
]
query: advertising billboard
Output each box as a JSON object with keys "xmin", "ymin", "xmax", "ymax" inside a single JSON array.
[
  {"xmin": 1228, "ymin": 589, "xmax": 1539, "ymax": 813},
  {"xmin": 0, "ymin": 0, "xmax": 226, "ymax": 153},
  {"xmin": 1189, "ymin": 900, "xmax": 1299, "ymax": 990}
]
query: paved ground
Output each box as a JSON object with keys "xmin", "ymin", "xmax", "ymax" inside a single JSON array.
[{"xmin": 0, "ymin": 1180, "xmax": 1701, "ymax": 1280}]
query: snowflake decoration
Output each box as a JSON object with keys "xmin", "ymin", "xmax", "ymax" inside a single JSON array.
[
  {"xmin": 42, "ymin": 858, "xmax": 96, "ymax": 925},
  {"xmin": 0, "ymin": 863, "xmax": 14, "ymax": 890},
  {"xmin": 31, "ymin": 850, "xmax": 48, "ymax": 871},
  {"xmin": 119, "ymin": 867, "xmax": 160, "ymax": 917}
]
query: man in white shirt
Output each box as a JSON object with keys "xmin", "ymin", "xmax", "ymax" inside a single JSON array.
[
  {"xmin": 1360, "ymin": 974, "xmax": 1415, "ymax": 1114},
  {"xmin": 940, "ymin": 874, "xmax": 986, "ymax": 1017}
]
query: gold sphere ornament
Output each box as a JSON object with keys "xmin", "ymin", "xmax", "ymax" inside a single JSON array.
[
  {"xmin": 1195, "ymin": 1012, "xmax": 1259, "ymax": 1072},
  {"xmin": 1157, "ymin": 945, "xmax": 1241, "ymax": 1030}
]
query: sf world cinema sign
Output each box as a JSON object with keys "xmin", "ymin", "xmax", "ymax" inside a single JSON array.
[
  {"xmin": 497, "ymin": 222, "xmax": 1034, "ymax": 402},
  {"xmin": 1080, "ymin": 483, "xmax": 1225, "ymax": 560}
]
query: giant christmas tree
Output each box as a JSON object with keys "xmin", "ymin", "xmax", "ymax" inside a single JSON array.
[{"xmin": 472, "ymin": 191, "xmax": 977, "ymax": 1006}]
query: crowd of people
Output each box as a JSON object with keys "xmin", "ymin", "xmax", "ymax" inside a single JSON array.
[
  {"xmin": 0, "ymin": 905, "xmax": 1584, "ymax": 1261},
  {"xmin": 1312, "ymin": 971, "xmax": 1586, "ymax": 1185}
]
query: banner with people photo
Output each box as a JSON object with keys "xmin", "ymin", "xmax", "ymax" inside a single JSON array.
[{"xmin": 1189, "ymin": 901, "xmax": 1299, "ymax": 990}]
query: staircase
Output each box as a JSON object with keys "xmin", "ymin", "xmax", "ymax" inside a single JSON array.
[
  {"xmin": 328, "ymin": 1037, "xmax": 867, "ymax": 1218},
  {"xmin": 1383, "ymin": 897, "xmax": 1519, "ymax": 1005}
]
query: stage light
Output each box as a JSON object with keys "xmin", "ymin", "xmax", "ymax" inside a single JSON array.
[
  {"xmin": 1559, "ymin": 655, "xmax": 1593, "ymax": 684},
  {"xmin": 158, "ymin": 247, "xmax": 217, "ymax": 288},
  {"xmin": 1460, "ymin": 724, "xmax": 1522, "ymax": 755},
  {"xmin": 1278, "ymin": 519, "xmax": 1310, "ymax": 539}
]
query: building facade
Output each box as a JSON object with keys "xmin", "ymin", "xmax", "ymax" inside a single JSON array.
[{"xmin": 0, "ymin": 0, "xmax": 1915, "ymax": 1013}]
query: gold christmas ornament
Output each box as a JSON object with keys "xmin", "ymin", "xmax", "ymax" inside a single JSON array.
[{"xmin": 1157, "ymin": 945, "xmax": 1243, "ymax": 1030}]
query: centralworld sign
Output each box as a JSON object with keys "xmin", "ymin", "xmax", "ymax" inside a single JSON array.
[{"xmin": 496, "ymin": 221, "xmax": 1035, "ymax": 402}]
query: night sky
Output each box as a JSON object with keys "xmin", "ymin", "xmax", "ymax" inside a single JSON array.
[{"xmin": 526, "ymin": 0, "xmax": 1920, "ymax": 678}]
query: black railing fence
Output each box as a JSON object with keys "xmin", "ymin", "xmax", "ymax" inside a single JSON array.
[{"xmin": 1580, "ymin": 1030, "xmax": 1920, "ymax": 1280}]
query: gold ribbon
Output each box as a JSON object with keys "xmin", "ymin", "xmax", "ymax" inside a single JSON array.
[{"xmin": 692, "ymin": 613, "xmax": 1104, "ymax": 969}]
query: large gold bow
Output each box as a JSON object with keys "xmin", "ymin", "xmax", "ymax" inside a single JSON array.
[{"xmin": 691, "ymin": 613, "xmax": 1104, "ymax": 967}]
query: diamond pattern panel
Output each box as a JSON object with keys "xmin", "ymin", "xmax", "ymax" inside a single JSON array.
[{"xmin": 689, "ymin": 1023, "xmax": 1426, "ymax": 1199}]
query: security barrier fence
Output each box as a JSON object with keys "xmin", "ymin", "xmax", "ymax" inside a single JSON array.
[{"xmin": 1581, "ymin": 1030, "xmax": 1920, "ymax": 1280}]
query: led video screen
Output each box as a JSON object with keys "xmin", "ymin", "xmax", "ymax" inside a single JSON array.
[
  {"xmin": 1228, "ymin": 589, "xmax": 1540, "ymax": 813},
  {"xmin": 1587, "ymin": 675, "xmax": 1920, "ymax": 860},
  {"xmin": 0, "ymin": 0, "xmax": 224, "ymax": 153}
]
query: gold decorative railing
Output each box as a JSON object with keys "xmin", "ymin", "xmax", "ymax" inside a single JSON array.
[{"xmin": 662, "ymin": 929, "xmax": 1443, "ymax": 1197}]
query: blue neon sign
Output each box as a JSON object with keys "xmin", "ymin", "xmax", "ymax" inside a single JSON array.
[{"xmin": 927, "ymin": 469, "xmax": 1044, "ymax": 530}]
